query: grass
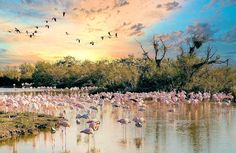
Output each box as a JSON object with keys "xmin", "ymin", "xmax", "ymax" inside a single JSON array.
[{"xmin": 0, "ymin": 112, "xmax": 64, "ymax": 141}]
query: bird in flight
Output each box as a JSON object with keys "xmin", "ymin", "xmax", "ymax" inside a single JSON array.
[
  {"xmin": 76, "ymin": 39, "xmax": 80, "ymax": 43},
  {"xmin": 15, "ymin": 28, "xmax": 21, "ymax": 33},
  {"xmin": 29, "ymin": 32, "xmax": 35, "ymax": 38},
  {"xmin": 89, "ymin": 41, "xmax": 95, "ymax": 46},
  {"xmin": 52, "ymin": 17, "xmax": 57, "ymax": 22},
  {"xmin": 6, "ymin": 10, "xmax": 121, "ymax": 47}
]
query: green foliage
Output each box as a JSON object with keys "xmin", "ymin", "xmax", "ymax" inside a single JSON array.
[
  {"xmin": 19, "ymin": 63, "xmax": 35, "ymax": 83},
  {"xmin": 32, "ymin": 61, "xmax": 55, "ymax": 86},
  {"xmin": 0, "ymin": 56, "xmax": 235, "ymax": 98},
  {"xmin": 0, "ymin": 67, "xmax": 20, "ymax": 87}
]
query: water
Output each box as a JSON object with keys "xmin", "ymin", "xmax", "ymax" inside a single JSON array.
[{"xmin": 0, "ymin": 96, "xmax": 236, "ymax": 153}]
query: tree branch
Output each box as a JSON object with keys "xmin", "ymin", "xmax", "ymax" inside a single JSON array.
[{"xmin": 135, "ymin": 39, "xmax": 151, "ymax": 60}]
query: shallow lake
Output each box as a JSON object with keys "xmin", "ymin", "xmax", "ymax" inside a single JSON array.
[{"xmin": 0, "ymin": 92, "xmax": 235, "ymax": 153}]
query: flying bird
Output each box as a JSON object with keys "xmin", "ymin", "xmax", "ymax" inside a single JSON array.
[
  {"xmin": 115, "ymin": 33, "xmax": 118, "ymax": 38},
  {"xmin": 101, "ymin": 36, "xmax": 104, "ymax": 40},
  {"xmin": 76, "ymin": 39, "xmax": 80, "ymax": 43},
  {"xmin": 15, "ymin": 28, "xmax": 21, "ymax": 33},
  {"xmin": 26, "ymin": 30, "xmax": 29, "ymax": 35},
  {"xmin": 89, "ymin": 41, "xmax": 95, "ymax": 46},
  {"xmin": 65, "ymin": 32, "xmax": 69, "ymax": 35},
  {"xmin": 29, "ymin": 32, "xmax": 34, "ymax": 38},
  {"xmin": 35, "ymin": 26, "xmax": 39, "ymax": 29},
  {"xmin": 108, "ymin": 32, "xmax": 111, "ymax": 36},
  {"xmin": 8, "ymin": 30, "xmax": 11, "ymax": 33},
  {"xmin": 63, "ymin": 12, "xmax": 66, "ymax": 17},
  {"xmin": 52, "ymin": 17, "xmax": 57, "ymax": 22},
  {"xmin": 45, "ymin": 20, "xmax": 48, "ymax": 23},
  {"xmin": 45, "ymin": 25, "xmax": 50, "ymax": 29}
]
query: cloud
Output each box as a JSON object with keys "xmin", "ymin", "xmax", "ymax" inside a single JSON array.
[
  {"xmin": 114, "ymin": 0, "xmax": 129, "ymax": 8},
  {"xmin": 156, "ymin": 4, "xmax": 162, "ymax": 8},
  {"xmin": 154, "ymin": 31, "xmax": 185, "ymax": 50},
  {"xmin": 207, "ymin": 0, "xmax": 236, "ymax": 7},
  {"xmin": 187, "ymin": 23, "xmax": 216, "ymax": 41},
  {"xmin": 155, "ymin": 23, "xmax": 236, "ymax": 46},
  {"xmin": 155, "ymin": 31, "xmax": 184, "ymax": 41},
  {"xmin": 156, "ymin": 1, "xmax": 181, "ymax": 10},
  {"xmin": 130, "ymin": 23, "xmax": 145, "ymax": 36},
  {"xmin": 0, "ymin": 0, "xmax": 184, "ymax": 65},
  {"xmin": 153, "ymin": 23, "xmax": 217, "ymax": 50},
  {"xmin": 221, "ymin": 27, "xmax": 236, "ymax": 42},
  {"xmin": 165, "ymin": 1, "xmax": 181, "ymax": 11},
  {"xmin": 20, "ymin": 0, "xmax": 72, "ymax": 6},
  {"xmin": 0, "ymin": 49, "xmax": 7, "ymax": 52},
  {"xmin": 21, "ymin": 0, "xmax": 32, "ymax": 4}
]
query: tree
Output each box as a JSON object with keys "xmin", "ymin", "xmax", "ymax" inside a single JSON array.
[
  {"xmin": 19, "ymin": 63, "xmax": 35, "ymax": 82},
  {"xmin": 136, "ymin": 36, "xmax": 167, "ymax": 68},
  {"xmin": 175, "ymin": 35, "xmax": 229, "ymax": 89},
  {"xmin": 56, "ymin": 56, "xmax": 78, "ymax": 67},
  {"xmin": 32, "ymin": 62, "xmax": 54, "ymax": 86}
]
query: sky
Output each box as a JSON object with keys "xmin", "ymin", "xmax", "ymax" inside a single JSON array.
[{"xmin": 0, "ymin": 0, "xmax": 235, "ymax": 66}]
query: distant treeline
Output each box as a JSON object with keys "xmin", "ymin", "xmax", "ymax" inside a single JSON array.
[{"xmin": 0, "ymin": 55, "xmax": 235, "ymax": 97}]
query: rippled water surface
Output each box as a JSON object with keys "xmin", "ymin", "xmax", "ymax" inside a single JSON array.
[{"xmin": 0, "ymin": 92, "xmax": 235, "ymax": 153}]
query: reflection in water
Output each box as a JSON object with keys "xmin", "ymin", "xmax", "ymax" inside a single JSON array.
[
  {"xmin": 12, "ymin": 141, "xmax": 17, "ymax": 153},
  {"xmin": 134, "ymin": 138, "xmax": 143, "ymax": 149},
  {"xmin": 0, "ymin": 101, "xmax": 236, "ymax": 153}
]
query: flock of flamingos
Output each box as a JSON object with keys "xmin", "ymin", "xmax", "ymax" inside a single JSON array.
[{"xmin": 0, "ymin": 87, "xmax": 234, "ymax": 138}]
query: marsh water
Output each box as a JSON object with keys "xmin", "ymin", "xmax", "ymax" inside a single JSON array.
[{"xmin": 0, "ymin": 91, "xmax": 236, "ymax": 153}]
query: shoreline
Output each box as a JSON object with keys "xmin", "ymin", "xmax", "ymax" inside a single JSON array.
[{"xmin": 0, "ymin": 112, "xmax": 66, "ymax": 142}]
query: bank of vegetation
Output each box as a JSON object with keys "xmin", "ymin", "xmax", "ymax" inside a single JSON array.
[{"xmin": 0, "ymin": 36, "xmax": 235, "ymax": 99}]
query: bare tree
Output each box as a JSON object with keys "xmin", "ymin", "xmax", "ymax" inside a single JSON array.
[
  {"xmin": 135, "ymin": 40, "xmax": 151, "ymax": 61},
  {"xmin": 177, "ymin": 36, "xmax": 229, "ymax": 88},
  {"xmin": 136, "ymin": 36, "xmax": 167, "ymax": 68},
  {"xmin": 190, "ymin": 46, "xmax": 229, "ymax": 77},
  {"xmin": 154, "ymin": 38, "xmax": 167, "ymax": 67}
]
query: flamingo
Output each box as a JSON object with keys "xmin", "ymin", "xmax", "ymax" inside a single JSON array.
[
  {"xmin": 80, "ymin": 128, "xmax": 93, "ymax": 135},
  {"xmin": 118, "ymin": 118, "xmax": 131, "ymax": 140}
]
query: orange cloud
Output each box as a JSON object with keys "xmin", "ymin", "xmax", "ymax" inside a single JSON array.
[{"xmin": 0, "ymin": 0, "xmax": 183, "ymax": 65}]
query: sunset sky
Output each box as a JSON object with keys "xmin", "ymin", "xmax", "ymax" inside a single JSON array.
[{"xmin": 0, "ymin": 0, "xmax": 235, "ymax": 66}]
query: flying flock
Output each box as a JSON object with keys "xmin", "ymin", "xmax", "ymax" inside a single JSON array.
[{"xmin": 7, "ymin": 10, "xmax": 118, "ymax": 46}]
